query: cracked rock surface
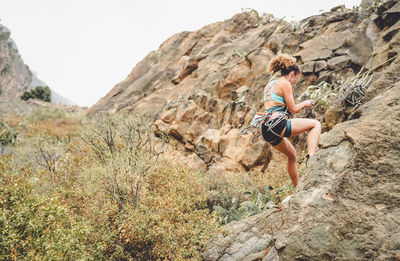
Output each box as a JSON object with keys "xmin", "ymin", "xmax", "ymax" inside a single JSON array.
[{"xmin": 203, "ymin": 58, "xmax": 400, "ymax": 260}]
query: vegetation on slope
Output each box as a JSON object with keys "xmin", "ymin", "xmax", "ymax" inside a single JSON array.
[
  {"xmin": 0, "ymin": 105, "xmax": 294, "ymax": 260},
  {"xmin": 21, "ymin": 86, "xmax": 52, "ymax": 103}
]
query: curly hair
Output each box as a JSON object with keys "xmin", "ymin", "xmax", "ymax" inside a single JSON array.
[{"xmin": 268, "ymin": 54, "xmax": 300, "ymax": 76}]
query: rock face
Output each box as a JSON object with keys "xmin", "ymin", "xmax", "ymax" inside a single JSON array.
[
  {"xmin": 0, "ymin": 24, "xmax": 32, "ymax": 100},
  {"xmin": 89, "ymin": 2, "xmax": 400, "ymax": 259},
  {"xmin": 154, "ymin": 94, "xmax": 271, "ymax": 172},
  {"xmin": 88, "ymin": 6, "xmax": 381, "ymax": 173},
  {"xmin": 203, "ymin": 56, "xmax": 400, "ymax": 260}
]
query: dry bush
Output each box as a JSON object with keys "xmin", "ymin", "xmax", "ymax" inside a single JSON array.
[
  {"xmin": 113, "ymin": 162, "xmax": 218, "ymax": 260},
  {"xmin": 81, "ymin": 113, "xmax": 166, "ymax": 209},
  {"xmin": 0, "ymin": 156, "xmax": 103, "ymax": 260},
  {"xmin": 28, "ymin": 118, "xmax": 79, "ymax": 142},
  {"xmin": 26, "ymin": 107, "xmax": 65, "ymax": 122},
  {"xmin": 34, "ymin": 137, "xmax": 69, "ymax": 189},
  {"xmin": 1, "ymin": 110, "xmax": 225, "ymax": 260},
  {"xmin": 73, "ymin": 113, "xmax": 218, "ymax": 260},
  {"xmin": 204, "ymin": 170, "xmax": 256, "ymax": 210}
]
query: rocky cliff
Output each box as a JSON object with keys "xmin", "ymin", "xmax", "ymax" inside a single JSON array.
[
  {"xmin": 203, "ymin": 58, "xmax": 400, "ymax": 260},
  {"xmin": 89, "ymin": 0, "xmax": 400, "ymax": 259},
  {"xmin": 0, "ymin": 23, "xmax": 32, "ymax": 99},
  {"xmin": 0, "ymin": 23, "xmax": 75, "ymax": 105},
  {"xmin": 88, "ymin": 2, "xmax": 396, "ymax": 174}
]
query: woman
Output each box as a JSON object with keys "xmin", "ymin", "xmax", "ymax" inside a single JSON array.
[{"xmin": 262, "ymin": 54, "xmax": 321, "ymax": 187}]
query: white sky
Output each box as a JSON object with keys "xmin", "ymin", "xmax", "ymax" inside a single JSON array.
[{"xmin": 1, "ymin": 0, "xmax": 361, "ymax": 107}]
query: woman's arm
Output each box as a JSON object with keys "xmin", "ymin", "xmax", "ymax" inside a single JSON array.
[{"xmin": 281, "ymin": 82, "xmax": 314, "ymax": 114}]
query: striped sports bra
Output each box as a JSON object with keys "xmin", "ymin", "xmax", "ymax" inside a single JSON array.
[{"xmin": 263, "ymin": 80, "xmax": 286, "ymax": 104}]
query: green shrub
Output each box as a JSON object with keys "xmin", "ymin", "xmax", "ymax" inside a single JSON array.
[
  {"xmin": 79, "ymin": 114, "xmax": 218, "ymax": 259},
  {"xmin": 204, "ymin": 170, "xmax": 255, "ymax": 211},
  {"xmin": 111, "ymin": 163, "xmax": 218, "ymax": 260},
  {"xmin": 2, "ymin": 113, "xmax": 219, "ymax": 260},
  {"xmin": 26, "ymin": 107, "xmax": 65, "ymax": 122},
  {"xmin": 212, "ymin": 184, "xmax": 295, "ymax": 225},
  {"xmin": 213, "ymin": 186, "xmax": 274, "ymax": 225},
  {"xmin": 21, "ymin": 86, "xmax": 51, "ymax": 102},
  {"xmin": 0, "ymin": 157, "xmax": 103, "ymax": 260},
  {"xmin": 0, "ymin": 122, "xmax": 18, "ymax": 145},
  {"xmin": 20, "ymin": 91, "xmax": 33, "ymax": 101}
]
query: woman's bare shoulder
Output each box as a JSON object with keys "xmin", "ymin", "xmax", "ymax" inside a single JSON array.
[{"xmin": 275, "ymin": 79, "xmax": 292, "ymax": 93}]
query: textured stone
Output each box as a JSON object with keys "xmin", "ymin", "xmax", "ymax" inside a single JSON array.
[
  {"xmin": 383, "ymin": 1, "xmax": 400, "ymax": 26},
  {"xmin": 199, "ymin": 129, "xmax": 221, "ymax": 153},
  {"xmin": 300, "ymin": 60, "xmax": 327, "ymax": 74},
  {"xmin": 299, "ymin": 61, "xmax": 315, "ymax": 73},
  {"xmin": 262, "ymin": 247, "xmax": 279, "ymax": 261},
  {"xmin": 0, "ymin": 23, "xmax": 33, "ymax": 100},
  {"xmin": 327, "ymin": 55, "xmax": 352, "ymax": 70},
  {"xmin": 204, "ymin": 80, "xmax": 400, "ymax": 260},
  {"xmin": 160, "ymin": 107, "xmax": 177, "ymax": 123},
  {"xmin": 294, "ymin": 31, "xmax": 352, "ymax": 62},
  {"xmin": 296, "ymin": 47, "xmax": 332, "ymax": 62},
  {"xmin": 202, "ymin": 209, "xmax": 279, "ymax": 261},
  {"xmin": 314, "ymin": 60, "xmax": 328, "ymax": 72}
]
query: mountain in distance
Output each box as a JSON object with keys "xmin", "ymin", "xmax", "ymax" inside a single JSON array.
[
  {"xmin": 0, "ymin": 22, "xmax": 76, "ymax": 106},
  {"xmin": 30, "ymin": 71, "xmax": 76, "ymax": 106}
]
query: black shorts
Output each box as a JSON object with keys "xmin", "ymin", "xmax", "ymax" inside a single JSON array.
[{"xmin": 261, "ymin": 117, "xmax": 292, "ymax": 146}]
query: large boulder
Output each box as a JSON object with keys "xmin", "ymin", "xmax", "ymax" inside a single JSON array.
[{"xmin": 294, "ymin": 31, "xmax": 353, "ymax": 62}]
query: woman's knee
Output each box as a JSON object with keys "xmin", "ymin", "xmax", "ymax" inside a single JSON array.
[
  {"xmin": 313, "ymin": 120, "xmax": 321, "ymax": 130},
  {"xmin": 286, "ymin": 147, "xmax": 297, "ymax": 162}
]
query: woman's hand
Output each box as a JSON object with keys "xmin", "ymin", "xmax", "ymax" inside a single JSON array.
[{"xmin": 302, "ymin": 100, "xmax": 315, "ymax": 108}]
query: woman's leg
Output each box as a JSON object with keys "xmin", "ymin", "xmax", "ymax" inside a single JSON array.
[
  {"xmin": 289, "ymin": 118, "xmax": 321, "ymax": 156},
  {"xmin": 273, "ymin": 138, "xmax": 298, "ymax": 187}
]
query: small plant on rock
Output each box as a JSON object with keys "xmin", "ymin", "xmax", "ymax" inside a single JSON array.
[
  {"xmin": 298, "ymin": 81, "xmax": 338, "ymax": 112},
  {"xmin": 213, "ymin": 185, "xmax": 275, "ymax": 225}
]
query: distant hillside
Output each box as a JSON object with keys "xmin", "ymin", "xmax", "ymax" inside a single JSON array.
[
  {"xmin": 30, "ymin": 71, "xmax": 76, "ymax": 105},
  {"xmin": 0, "ymin": 22, "xmax": 76, "ymax": 105}
]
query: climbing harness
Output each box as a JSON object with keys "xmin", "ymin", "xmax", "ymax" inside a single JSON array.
[{"xmin": 240, "ymin": 107, "xmax": 290, "ymax": 143}]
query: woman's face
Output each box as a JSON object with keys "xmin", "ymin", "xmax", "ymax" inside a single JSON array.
[{"xmin": 289, "ymin": 71, "xmax": 299, "ymax": 85}]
